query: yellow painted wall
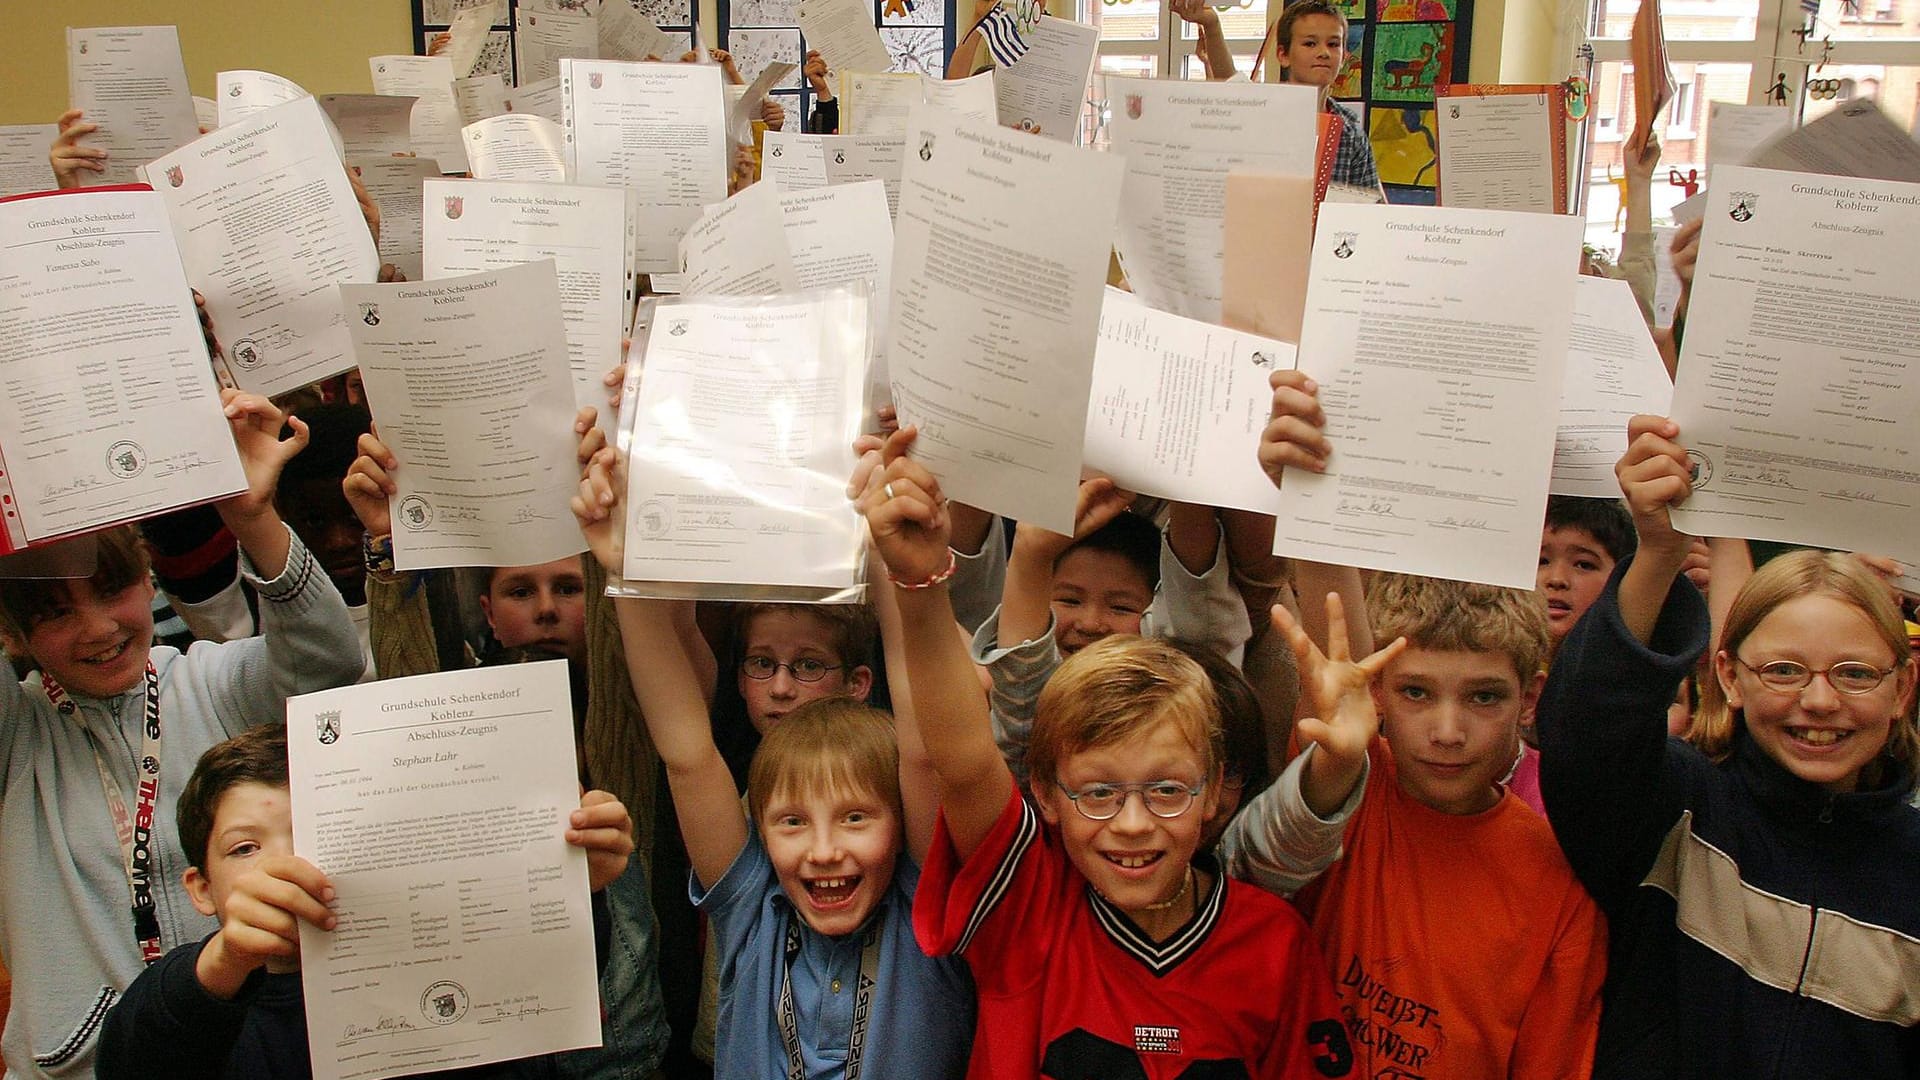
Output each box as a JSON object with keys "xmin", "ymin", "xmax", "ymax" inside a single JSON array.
[{"xmin": 1, "ymin": 1, "xmax": 414, "ymax": 125}]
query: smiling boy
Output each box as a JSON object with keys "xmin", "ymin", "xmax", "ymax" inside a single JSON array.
[{"xmin": 1221, "ymin": 576, "xmax": 1607, "ymax": 1079}]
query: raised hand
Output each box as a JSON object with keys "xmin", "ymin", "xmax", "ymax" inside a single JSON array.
[
  {"xmin": 194, "ymin": 855, "xmax": 335, "ymax": 999},
  {"xmin": 1257, "ymin": 369, "xmax": 1329, "ymax": 486},
  {"xmin": 1615, "ymin": 414, "xmax": 1695, "ymax": 561},
  {"xmin": 856, "ymin": 427, "xmax": 952, "ymax": 583},
  {"xmin": 1280, "ymin": 594, "xmax": 1404, "ymax": 760},
  {"xmin": 219, "ymin": 390, "xmax": 307, "ymax": 523},
  {"xmin": 568, "ymin": 790, "xmax": 635, "ymax": 893},
  {"xmin": 50, "ymin": 109, "xmax": 108, "ymax": 189},
  {"xmin": 343, "ymin": 425, "xmax": 399, "ymax": 537}
]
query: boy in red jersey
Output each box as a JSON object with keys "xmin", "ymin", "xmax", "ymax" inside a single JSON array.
[{"xmin": 861, "ymin": 428, "xmax": 1355, "ymax": 1079}]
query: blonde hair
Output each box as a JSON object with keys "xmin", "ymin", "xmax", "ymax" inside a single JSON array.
[
  {"xmin": 1366, "ymin": 574, "xmax": 1551, "ymax": 682},
  {"xmin": 1691, "ymin": 550, "xmax": 1917, "ymax": 780},
  {"xmin": 746, "ymin": 698, "xmax": 902, "ymax": 824},
  {"xmin": 1027, "ymin": 636, "xmax": 1220, "ymax": 787}
]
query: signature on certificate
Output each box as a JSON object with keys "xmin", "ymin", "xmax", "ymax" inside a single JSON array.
[
  {"xmin": 509, "ymin": 505, "xmax": 557, "ymax": 525},
  {"xmin": 339, "ymin": 1013, "xmax": 419, "ymax": 1044},
  {"xmin": 1336, "ymin": 496, "xmax": 1401, "ymax": 518},
  {"xmin": 1433, "ymin": 516, "xmax": 1492, "ymax": 531}
]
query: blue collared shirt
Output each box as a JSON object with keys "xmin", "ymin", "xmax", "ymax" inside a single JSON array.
[{"xmin": 693, "ymin": 830, "xmax": 975, "ymax": 1080}]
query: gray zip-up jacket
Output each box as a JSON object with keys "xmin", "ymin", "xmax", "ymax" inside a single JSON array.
[{"xmin": 0, "ymin": 529, "xmax": 363, "ymax": 1079}]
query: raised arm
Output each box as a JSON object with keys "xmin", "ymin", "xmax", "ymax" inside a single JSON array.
[
  {"xmin": 1172, "ymin": 0, "xmax": 1237, "ymax": 79},
  {"xmin": 574, "ymin": 438, "xmax": 748, "ymax": 890},
  {"xmin": 1614, "ymin": 415, "xmax": 1695, "ymax": 644},
  {"xmin": 860, "ymin": 429, "xmax": 1011, "ymax": 862},
  {"xmin": 999, "ymin": 478, "xmax": 1135, "ymax": 649}
]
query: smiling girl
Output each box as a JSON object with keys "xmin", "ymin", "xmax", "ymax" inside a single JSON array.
[{"xmin": 1538, "ymin": 415, "xmax": 1920, "ymax": 1079}]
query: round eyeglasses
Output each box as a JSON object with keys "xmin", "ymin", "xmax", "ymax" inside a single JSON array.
[
  {"xmin": 1734, "ymin": 656, "xmax": 1899, "ymax": 696},
  {"xmin": 1052, "ymin": 779, "xmax": 1205, "ymax": 821},
  {"xmin": 739, "ymin": 656, "xmax": 843, "ymax": 683}
]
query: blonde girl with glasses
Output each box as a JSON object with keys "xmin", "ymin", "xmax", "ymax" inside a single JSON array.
[{"xmin": 1538, "ymin": 414, "xmax": 1920, "ymax": 1080}]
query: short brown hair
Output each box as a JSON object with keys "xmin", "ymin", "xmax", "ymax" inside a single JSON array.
[
  {"xmin": 1276, "ymin": 0, "xmax": 1349, "ymax": 49},
  {"xmin": 747, "ymin": 698, "xmax": 902, "ymax": 825},
  {"xmin": 731, "ymin": 602, "xmax": 877, "ymax": 672},
  {"xmin": 0, "ymin": 526, "xmax": 151, "ymax": 641},
  {"xmin": 1027, "ymin": 636, "xmax": 1220, "ymax": 787},
  {"xmin": 178, "ymin": 724, "xmax": 290, "ymax": 873},
  {"xmin": 1693, "ymin": 550, "xmax": 1917, "ymax": 780},
  {"xmin": 1367, "ymin": 574, "xmax": 1551, "ymax": 683}
]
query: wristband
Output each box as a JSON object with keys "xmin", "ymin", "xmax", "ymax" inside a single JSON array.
[
  {"xmin": 362, "ymin": 533, "xmax": 395, "ymax": 577},
  {"xmin": 887, "ymin": 548, "xmax": 958, "ymax": 590}
]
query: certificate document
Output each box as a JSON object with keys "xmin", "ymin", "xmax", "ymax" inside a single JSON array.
[
  {"xmin": 422, "ymin": 179, "xmax": 633, "ymax": 411},
  {"xmin": 0, "ymin": 125, "xmax": 57, "ymax": 196},
  {"xmin": 562, "ymin": 60, "xmax": 728, "ymax": 274},
  {"xmin": 65, "ymin": 26, "xmax": 199, "ymax": 185},
  {"xmin": 1107, "ymin": 77, "xmax": 1320, "ymax": 322},
  {"xmin": 144, "ymin": 97, "xmax": 380, "ymax": 397},
  {"xmin": 454, "ymin": 73, "xmax": 512, "ymax": 127},
  {"xmin": 798, "ymin": 0, "xmax": 891, "ymax": 77},
  {"xmin": 320, "ymin": 95, "xmax": 419, "ymax": 159},
  {"xmin": 1745, "ymin": 101, "xmax": 1920, "ymax": 183},
  {"xmin": 1435, "ymin": 89, "xmax": 1562, "ymax": 213},
  {"xmin": 1703, "ymin": 102, "xmax": 1792, "ymax": 185},
  {"xmin": 680, "ymin": 184, "xmax": 802, "ymax": 296},
  {"xmin": 516, "ymin": 5, "xmax": 599, "ymax": 86},
  {"xmin": 1274, "ymin": 203, "xmax": 1582, "ymax": 589},
  {"xmin": 507, "ymin": 77, "xmax": 566, "ymax": 125},
  {"xmin": 464, "ymin": 114, "xmax": 570, "ymax": 182},
  {"xmin": 888, "ymin": 104, "xmax": 1123, "ymax": 534},
  {"xmin": 762, "ymin": 131, "xmax": 906, "ymax": 217},
  {"xmin": 370, "ymin": 55, "xmax": 471, "ymax": 173},
  {"xmin": 621, "ymin": 290, "xmax": 868, "ymax": 592},
  {"xmin": 287, "ymin": 661, "xmax": 601, "ymax": 1080},
  {"xmin": 1084, "ymin": 288, "xmax": 1290, "ymax": 514},
  {"xmin": 0, "ymin": 187, "xmax": 246, "ymax": 550},
  {"xmin": 351, "ymin": 157, "xmax": 441, "ymax": 283},
  {"xmin": 341, "ymin": 261, "xmax": 588, "ymax": 570},
  {"xmin": 215, "ymin": 70, "xmax": 310, "ymax": 130},
  {"xmin": 993, "ymin": 16, "xmax": 1099, "ymax": 144},
  {"xmin": 1553, "ymin": 276, "xmax": 1672, "ymax": 498},
  {"xmin": 839, "ymin": 72, "xmax": 921, "ymax": 137},
  {"xmin": 1669, "ymin": 166, "xmax": 1920, "ymax": 571}
]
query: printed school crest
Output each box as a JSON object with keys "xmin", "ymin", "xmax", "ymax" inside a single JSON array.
[
  {"xmin": 668, "ymin": 318, "xmax": 689, "ymax": 336},
  {"xmin": 228, "ymin": 84, "xmax": 243, "ymax": 97},
  {"xmin": 1727, "ymin": 191, "xmax": 1757, "ymax": 222},
  {"xmin": 1448, "ymin": 103, "xmax": 1460, "ymax": 118},
  {"xmin": 1126, "ymin": 94, "xmax": 1143, "ymax": 120},
  {"xmin": 78, "ymin": 41, "xmax": 88, "ymax": 55},
  {"xmin": 231, "ymin": 338, "xmax": 262, "ymax": 369},
  {"xmin": 1332, "ymin": 231, "xmax": 1358, "ymax": 259},
  {"xmin": 399, "ymin": 495, "xmax": 433, "ymax": 530},
  {"xmin": 444, "ymin": 195, "xmax": 464, "ymax": 220},
  {"xmin": 920, "ymin": 136, "xmax": 935, "ymax": 162},
  {"xmin": 316, "ymin": 710, "xmax": 341, "ymax": 745},
  {"xmin": 165, "ymin": 165, "xmax": 184, "ymax": 188},
  {"xmin": 589, "ymin": 71, "xmax": 604, "ymax": 89},
  {"xmin": 420, "ymin": 980, "xmax": 469, "ymax": 1025},
  {"xmin": 107, "ymin": 441, "xmax": 146, "ymax": 479},
  {"xmin": 834, "ymin": 150, "xmax": 846, "ymax": 164},
  {"xmin": 360, "ymin": 302, "xmax": 381, "ymax": 326}
]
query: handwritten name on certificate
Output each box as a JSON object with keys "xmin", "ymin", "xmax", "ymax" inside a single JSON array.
[
  {"xmin": 620, "ymin": 290, "xmax": 868, "ymax": 593},
  {"xmin": 887, "ymin": 103, "xmax": 1123, "ymax": 535},
  {"xmin": 0, "ymin": 187, "xmax": 245, "ymax": 548},
  {"xmin": 144, "ymin": 96, "xmax": 380, "ymax": 398},
  {"xmin": 1669, "ymin": 166, "xmax": 1920, "ymax": 573},
  {"xmin": 288, "ymin": 662, "xmax": 600, "ymax": 1080},
  {"xmin": 341, "ymin": 261, "xmax": 587, "ymax": 571},
  {"xmin": 1274, "ymin": 203, "xmax": 1582, "ymax": 589}
]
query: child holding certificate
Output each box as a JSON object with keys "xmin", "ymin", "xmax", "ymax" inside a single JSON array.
[{"xmin": 0, "ymin": 392, "xmax": 364, "ymax": 1080}]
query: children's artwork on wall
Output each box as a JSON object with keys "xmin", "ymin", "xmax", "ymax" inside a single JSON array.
[
  {"xmin": 881, "ymin": 25, "xmax": 945, "ymax": 75},
  {"xmin": 414, "ymin": 1, "xmax": 700, "ymax": 88},
  {"xmin": 882, "ymin": 0, "xmax": 945, "ymax": 27},
  {"xmin": 1330, "ymin": 24, "xmax": 1366, "ymax": 99},
  {"xmin": 617, "ymin": 0, "xmax": 697, "ymax": 28},
  {"xmin": 1331, "ymin": 0, "xmax": 1368, "ymax": 20},
  {"xmin": 1377, "ymin": 0, "xmax": 1455, "ymax": 23},
  {"xmin": 728, "ymin": 27, "xmax": 805, "ymax": 87},
  {"xmin": 1371, "ymin": 22, "xmax": 1451, "ymax": 102},
  {"xmin": 733, "ymin": 0, "xmax": 802, "ymax": 26},
  {"xmin": 1370, "ymin": 104, "xmax": 1437, "ymax": 187}
]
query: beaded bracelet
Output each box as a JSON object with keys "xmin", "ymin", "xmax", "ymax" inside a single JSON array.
[{"xmin": 888, "ymin": 548, "xmax": 958, "ymax": 590}]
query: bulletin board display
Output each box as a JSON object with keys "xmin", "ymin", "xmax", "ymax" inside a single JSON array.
[
  {"xmin": 1325, "ymin": 0, "xmax": 1472, "ymax": 204},
  {"xmin": 411, "ymin": 0, "xmax": 703, "ymax": 85},
  {"xmin": 719, "ymin": 0, "xmax": 958, "ymax": 123}
]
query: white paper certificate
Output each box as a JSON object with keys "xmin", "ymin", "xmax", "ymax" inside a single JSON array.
[
  {"xmin": 1085, "ymin": 289, "xmax": 1290, "ymax": 513},
  {"xmin": 342, "ymin": 263, "xmax": 586, "ymax": 570},
  {"xmin": 761, "ymin": 131, "xmax": 906, "ymax": 217},
  {"xmin": 143, "ymin": 97, "xmax": 380, "ymax": 397},
  {"xmin": 320, "ymin": 95, "xmax": 420, "ymax": 159},
  {"xmin": 621, "ymin": 291, "xmax": 868, "ymax": 591},
  {"xmin": 463, "ymin": 114, "xmax": 570, "ymax": 182},
  {"xmin": 1703, "ymin": 102, "xmax": 1792, "ymax": 185},
  {"xmin": 215, "ymin": 70, "xmax": 310, "ymax": 130},
  {"xmin": 1669, "ymin": 166, "xmax": 1920, "ymax": 570},
  {"xmin": 351, "ymin": 157, "xmax": 442, "ymax": 283},
  {"xmin": 887, "ymin": 104, "xmax": 1123, "ymax": 534},
  {"xmin": 287, "ymin": 661, "xmax": 600, "ymax": 1080},
  {"xmin": 516, "ymin": 5, "xmax": 600, "ymax": 86},
  {"xmin": 0, "ymin": 188, "xmax": 246, "ymax": 548},
  {"xmin": 1107, "ymin": 76, "xmax": 1320, "ymax": 322},
  {"xmin": 422, "ymin": 179, "xmax": 633, "ymax": 411},
  {"xmin": 562, "ymin": 60, "xmax": 728, "ymax": 274},
  {"xmin": 1435, "ymin": 92, "xmax": 1558, "ymax": 213},
  {"xmin": 797, "ymin": 0, "xmax": 892, "ymax": 77},
  {"xmin": 993, "ymin": 16, "xmax": 1099, "ymax": 144},
  {"xmin": 370, "ymin": 55, "xmax": 471, "ymax": 173},
  {"xmin": 1274, "ymin": 203, "xmax": 1582, "ymax": 589},
  {"xmin": 0, "ymin": 126, "xmax": 57, "ymax": 197},
  {"xmin": 65, "ymin": 27, "xmax": 199, "ymax": 185},
  {"xmin": 840, "ymin": 72, "xmax": 921, "ymax": 136},
  {"xmin": 1553, "ymin": 276, "xmax": 1673, "ymax": 498}
]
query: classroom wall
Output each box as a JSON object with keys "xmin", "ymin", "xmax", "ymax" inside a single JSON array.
[{"xmin": 1, "ymin": 1, "xmax": 415, "ymax": 126}]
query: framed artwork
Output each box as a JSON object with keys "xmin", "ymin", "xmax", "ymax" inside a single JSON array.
[
  {"xmin": 1369, "ymin": 104, "xmax": 1437, "ymax": 188},
  {"xmin": 1370, "ymin": 22, "xmax": 1452, "ymax": 103}
]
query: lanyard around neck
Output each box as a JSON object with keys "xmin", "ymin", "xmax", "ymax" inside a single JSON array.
[
  {"xmin": 44, "ymin": 662, "xmax": 165, "ymax": 965},
  {"xmin": 776, "ymin": 908, "xmax": 884, "ymax": 1080}
]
